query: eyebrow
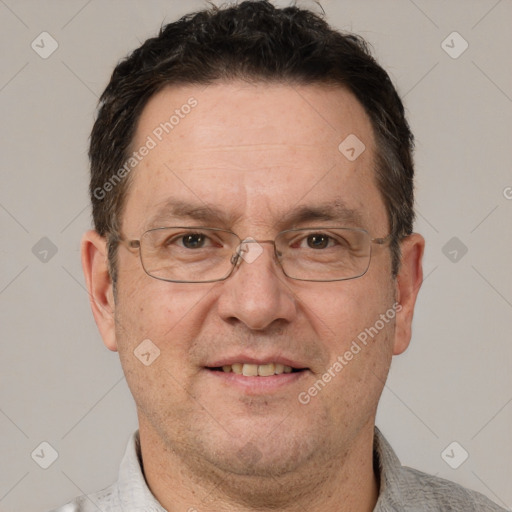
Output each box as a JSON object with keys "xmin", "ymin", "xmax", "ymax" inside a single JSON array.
[{"xmin": 145, "ymin": 197, "xmax": 365, "ymax": 230}]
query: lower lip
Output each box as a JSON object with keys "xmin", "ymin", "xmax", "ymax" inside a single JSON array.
[{"xmin": 204, "ymin": 369, "xmax": 308, "ymax": 394}]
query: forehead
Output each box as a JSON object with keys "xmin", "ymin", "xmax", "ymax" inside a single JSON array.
[{"xmin": 124, "ymin": 81, "xmax": 386, "ymax": 234}]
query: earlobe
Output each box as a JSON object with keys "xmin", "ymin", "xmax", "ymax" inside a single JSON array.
[
  {"xmin": 393, "ymin": 233, "xmax": 425, "ymax": 356},
  {"xmin": 81, "ymin": 230, "xmax": 118, "ymax": 352}
]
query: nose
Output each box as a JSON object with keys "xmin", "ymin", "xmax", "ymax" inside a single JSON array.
[{"xmin": 216, "ymin": 239, "xmax": 297, "ymax": 331}]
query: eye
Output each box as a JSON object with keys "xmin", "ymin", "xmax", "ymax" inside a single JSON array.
[
  {"xmin": 163, "ymin": 231, "xmax": 219, "ymax": 250},
  {"xmin": 304, "ymin": 233, "xmax": 333, "ymax": 249},
  {"xmin": 291, "ymin": 232, "xmax": 345, "ymax": 250},
  {"xmin": 180, "ymin": 233, "xmax": 209, "ymax": 249}
]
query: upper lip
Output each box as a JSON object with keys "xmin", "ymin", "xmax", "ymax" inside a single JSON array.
[{"xmin": 206, "ymin": 354, "xmax": 308, "ymax": 369}]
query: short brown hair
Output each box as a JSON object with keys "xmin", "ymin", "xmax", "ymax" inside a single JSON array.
[{"xmin": 89, "ymin": 0, "xmax": 415, "ymax": 282}]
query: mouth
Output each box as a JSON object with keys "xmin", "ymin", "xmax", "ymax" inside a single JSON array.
[
  {"xmin": 203, "ymin": 355, "xmax": 310, "ymax": 393},
  {"xmin": 206, "ymin": 362, "xmax": 306, "ymax": 376}
]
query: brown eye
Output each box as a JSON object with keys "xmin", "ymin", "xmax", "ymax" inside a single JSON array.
[
  {"xmin": 181, "ymin": 233, "xmax": 207, "ymax": 249},
  {"xmin": 306, "ymin": 234, "xmax": 330, "ymax": 249}
]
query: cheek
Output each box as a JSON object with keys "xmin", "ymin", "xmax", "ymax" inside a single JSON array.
[
  {"xmin": 299, "ymin": 274, "xmax": 394, "ymax": 351},
  {"xmin": 116, "ymin": 265, "xmax": 200, "ymax": 331},
  {"xmin": 113, "ymin": 280, "xmax": 210, "ymax": 419},
  {"xmin": 310, "ymin": 299, "xmax": 395, "ymax": 406},
  {"xmin": 113, "ymin": 271, "xmax": 220, "ymax": 376}
]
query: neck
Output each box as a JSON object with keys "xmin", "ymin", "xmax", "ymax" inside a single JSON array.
[{"xmin": 138, "ymin": 418, "xmax": 379, "ymax": 512}]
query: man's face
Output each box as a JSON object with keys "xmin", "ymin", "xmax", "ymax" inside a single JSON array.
[{"xmin": 96, "ymin": 82, "xmax": 414, "ymax": 477}]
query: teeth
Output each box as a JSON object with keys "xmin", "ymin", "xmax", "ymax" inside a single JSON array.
[
  {"xmin": 231, "ymin": 363, "xmax": 243, "ymax": 374},
  {"xmin": 258, "ymin": 363, "xmax": 275, "ymax": 376},
  {"xmin": 219, "ymin": 363, "xmax": 296, "ymax": 376},
  {"xmin": 242, "ymin": 364, "xmax": 258, "ymax": 376}
]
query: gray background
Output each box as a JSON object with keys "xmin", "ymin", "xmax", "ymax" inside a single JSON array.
[{"xmin": 1, "ymin": 1, "xmax": 511, "ymax": 511}]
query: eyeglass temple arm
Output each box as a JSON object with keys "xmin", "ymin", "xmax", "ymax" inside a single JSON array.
[
  {"xmin": 372, "ymin": 233, "xmax": 393, "ymax": 245},
  {"xmin": 115, "ymin": 236, "xmax": 140, "ymax": 250}
]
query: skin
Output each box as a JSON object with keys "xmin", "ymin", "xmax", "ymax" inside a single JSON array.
[{"xmin": 82, "ymin": 82, "xmax": 424, "ymax": 512}]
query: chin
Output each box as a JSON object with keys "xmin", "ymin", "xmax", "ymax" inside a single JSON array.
[
  {"xmin": 194, "ymin": 417, "xmax": 319, "ymax": 478},
  {"xmin": 209, "ymin": 443, "xmax": 310, "ymax": 478}
]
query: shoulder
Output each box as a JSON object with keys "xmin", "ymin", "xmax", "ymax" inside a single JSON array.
[
  {"xmin": 46, "ymin": 430, "xmax": 165, "ymax": 512},
  {"xmin": 397, "ymin": 465, "xmax": 507, "ymax": 511},
  {"xmin": 47, "ymin": 484, "xmax": 116, "ymax": 512},
  {"xmin": 373, "ymin": 428, "xmax": 507, "ymax": 512}
]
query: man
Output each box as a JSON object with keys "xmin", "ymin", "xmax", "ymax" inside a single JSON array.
[{"xmin": 52, "ymin": 1, "xmax": 505, "ymax": 511}]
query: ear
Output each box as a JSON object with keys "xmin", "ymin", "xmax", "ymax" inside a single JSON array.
[
  {"xmin": 393, "ymin": 233, "xmax": 425, "ymax": 355},
  {"xmin": 81, "ymin": 230, "xmax": 117, "ymax": 351}
]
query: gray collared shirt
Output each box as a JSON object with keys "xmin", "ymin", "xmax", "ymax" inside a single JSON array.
[{"xmin": 50, "ymin": 427, "xmax": 506, "ymax": 511}]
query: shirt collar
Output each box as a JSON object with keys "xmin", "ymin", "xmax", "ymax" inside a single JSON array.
[
  {"xmin": 115, "ymin": 430, "xmax": 167, "ymax": 512},
  {"xmin": 373, "ymin": 426, "xmax": 405, "ymax": 511}
]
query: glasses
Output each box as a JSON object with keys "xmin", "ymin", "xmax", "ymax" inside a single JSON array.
[{"xmin": 119, "ymin": 226, "xmax": 391, "ymax": 283}]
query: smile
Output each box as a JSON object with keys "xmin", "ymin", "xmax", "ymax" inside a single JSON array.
[{"xmin": 212, "ymin": 362, "xmax": 302, "ymax": 376}]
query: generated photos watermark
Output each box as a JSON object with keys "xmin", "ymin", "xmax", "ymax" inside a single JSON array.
[
  {"xmin": 93, "ymin": 97, "xmax": 198, "ymax": 201},
  {"xmin": 298, "ymin": 302, "xmax": 402, "ymax": 405}
]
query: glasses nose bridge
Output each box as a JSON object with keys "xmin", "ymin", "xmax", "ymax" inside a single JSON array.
[
  {"xmin": 248, "ymin": 238, "xmax": 276, "ymax": 245},
  {"xmin": 230, "ymin": 237, "xmax": 281, "ymax": 268}
]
